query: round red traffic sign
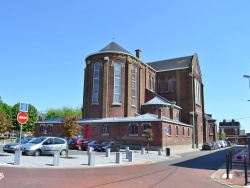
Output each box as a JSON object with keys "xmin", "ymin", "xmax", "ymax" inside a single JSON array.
[{"xmin": 17, "ymin": 112, "xmax": 28, "ymax": 124}]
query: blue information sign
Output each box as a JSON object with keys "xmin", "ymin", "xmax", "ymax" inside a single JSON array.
[
  {"xmin": 19, "ymin": 102, "xmax": 29, "ymax": 112},
  {"xmin": 165, "ymin": 127, "xmax": 169, "ymax": 135}
]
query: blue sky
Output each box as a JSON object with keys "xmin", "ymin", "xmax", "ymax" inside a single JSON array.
[{"xmin": 0, "ymin": 1, "xmax": 250, "ymax": 132}]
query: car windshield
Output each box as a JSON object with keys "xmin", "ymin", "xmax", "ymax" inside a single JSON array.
[
  {"xmin": 101, "ymin": 141, "xmax": 111, "ymax": 146},
  {"xmin": 20, "ymin": 138, "xmax": 32, "ymax": 144},
  {"xmin": 29, "ymin": 137, "xmax": 47, "ymax": 144}
]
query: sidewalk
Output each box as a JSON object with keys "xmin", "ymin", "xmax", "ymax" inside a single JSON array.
[
  {"xmin": 213, "ymin": 147, "xmax": 250, "ymax": 188},
  {"xmin": 0, "ymin": 148, "xmax": 195, "ymax": 168}
]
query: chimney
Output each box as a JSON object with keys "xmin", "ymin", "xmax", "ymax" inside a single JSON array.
[
  {"xmin": 135, "ymin": 49, "xmax": 141, "ymax": 59},
  {"xmin": 158, "ymin": 108, "xmax": 162, "ymax": 119}
]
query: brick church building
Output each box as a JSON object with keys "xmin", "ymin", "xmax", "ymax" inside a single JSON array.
[{"xmin": 34, "ymin": 42, "xmax": 217, "ymax": 150}]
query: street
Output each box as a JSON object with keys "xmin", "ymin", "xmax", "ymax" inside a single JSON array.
[{"xmin": 0, "ymin": 146, "xmax": 233, "ymax": 187}]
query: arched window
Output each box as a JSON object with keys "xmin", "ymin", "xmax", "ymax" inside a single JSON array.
[
  {"xmin": 168, "ymin": 78, "xmax": 174, "ymax": 92},
  {"xmin": 131, "ymin": 66, "xmax": 137, "ymax": 106},
  {"xmin": 188, "ymin": 128, "xmax": 190, "ymax": 136},
  {"xmin": 176, "ymin": 126, "xmax": 178, "ymax": 136},
  {"xmin": 160, "ymin": 78, "xmax": 167, "ymax": 92},
  {"xmin": 92, "ymin": 62, "xmax": 100, "ymax": 104},
  {"xmin": 182, "ymin": 127, "xmax": 185, "ymax": 136},
  {"xmin": 114, "ymin": 62, "xmax": 121, "ymax": 103},
  {"xmin": 148, "ymin": 75, "xmax": 151, "ymax": 90},
  {"xmin": 152, "ymin": 77, "xmax": 155, "ymax": 91},
  {"xmin": 168, "ymin": 125, "xmax": 171, "ymax": 135}
]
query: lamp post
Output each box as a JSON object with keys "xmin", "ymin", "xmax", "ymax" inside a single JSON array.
[
  {"xmin": 243, "ymin": 75, "xmax": 250, "ymax": 90},
  {"xmin": 243, "ymin": 75, "xmax": 250, "ymax": 101}
]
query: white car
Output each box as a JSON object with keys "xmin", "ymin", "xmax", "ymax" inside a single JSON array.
[
  {"xmin": 218, "ymin": 140, "xmax": 226, "ymax": 148},
  {"xmin": 21, "ymin": 137, "xmax": 67, "ymax": 156}
]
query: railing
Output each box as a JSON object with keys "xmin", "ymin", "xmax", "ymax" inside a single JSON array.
[{"xmin": 226, "ymin": 150, "xmax": 249, "ymax": 186}]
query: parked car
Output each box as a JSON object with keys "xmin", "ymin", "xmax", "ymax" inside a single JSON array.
[
  {"xmin": 217, "ymin": 140, "xmax": 226, "ymax": 148},
  {"xmin": 226, "ymin": 141, "xmax": 232, "ymax": 146},
  {"xmin": 81, "ymin": 140, "xmax": 100, "ymax": 151},
  {"xmin": 97, "ymin": 141, "xmax": 120, "ymax": 152},
  {"xmin": 21, "ymin": 137, "xmax": 67, "ymax": 156},
  {"xmin": 213, "ymin": 142, "xmax": 221, "ymax": 149},
  {"xmin": 202, "ymin": 142, "xmax": 215, "ymax": 150},
  {"xmin": 3, "ymin": 137, "xmax": 34, "ymax": 153},
  {"xmin": 69, "ymin": 138, "xmax": 86, "ymax": 150}
]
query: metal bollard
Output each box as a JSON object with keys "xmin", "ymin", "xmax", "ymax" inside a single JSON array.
[
  {"xmin": 126, "ymin": 147, "xmax": 130, "ymax": 159},
  {"xmin": 53, "ymin": 150, "xmax": 60, "ymax": 166},
  {"xmin": 87, "ymin": 146, "xmax": 92, "ymax": 155},
  {"xmin": 158, "ymin": 148, "xmax": 162, "ymax": 156},
  {"xmin": 141, "ymin": 147, "xmax": 145, "ymax": 155},
  {"xmin": 106, "ymin": 148, "xmax": 110, "ymax": 157},
  {"xmin": 116, "ymin": 152, "xmax": 122, "ymax": 164},
  {"xmin": 88, "ymin": 153, "xmax": 95, "ymax": 166},
  {"xmin": 129, "ymin": 151, "xmax": 134, "ymax": 162},
  {"xmin": 14, "ymin": 149, "xmax": 21, "ymax": 165}
]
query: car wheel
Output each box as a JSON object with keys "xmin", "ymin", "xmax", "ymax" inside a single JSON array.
[
  {"xmin": 34, "ymin": 149, "xmax": 41, "ymax": 156},
  {"xmin": 60, "ymin": 149, "xmax": 66, "ymax": 157}
]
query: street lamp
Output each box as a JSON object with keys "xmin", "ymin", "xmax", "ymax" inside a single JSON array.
[
  {"xmin": 243, "ymin": 75, "xmax": 250, "ymax": 101},
  {"xmin": 243, "ymin": 75, "xmax": 250, "ymax": 90}
]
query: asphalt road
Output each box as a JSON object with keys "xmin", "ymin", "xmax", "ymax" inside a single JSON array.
[{"xmin": 0, "ymin": 146, "xmax": 233, "ymax": 188}]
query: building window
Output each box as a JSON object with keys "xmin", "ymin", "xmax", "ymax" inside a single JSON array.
[
  {"xmin": 142, "ymin": 123, "xmax": 151, "ymax": 136},
  {"xmin": 40, "ymin": 124, "xmax": 45, "ymax": 133},
  {"xmin": 210, "ymin": 124, "xmax": 213, "ymax": 135},
  {"xmin": 152, "ymin": 77, "xmax": 155, "ymax": 91},
  {"xmin": 182, "ymin": 127, "xmax": 185, "ymax": 136},
  {"xmin": 235, "ymin": 128, "xmax": 238, "ymax": 135},
  {"xmin": 168, "ymin": 78, "xmax": 174, "ymax": 92},
  {"xmin": 160, "ymin": 78, "xmax": 167, "ymax": 92},
  {"xmin": 176, "ymin": 126, "xmax": 178, "ymax": 136},
  {"xmin": 148, "ymin": 75, "xmax": 151, "ymax": 90},
  {"xmin": 92, "ymin": 62, "xmax": 100, "ymax": 104},
  {"xmin": 169, "ymin": 125, "xmax": 171, "ymax": 135},
  {"xmin": 113, "ymin": 62, "xmax": 121, "ymax": 104},
  {"xmin": 175, "ymin": 112, "xmax": 179, "ymax": 121},
  {"xmin": 131, "ymin": 66, "xmax": 137, "ymax": 106},
  {"xmin": 129, "ymin": 123, "xmax": 138, "ymax": 136},
  {"xmin": 195, "ymin": 79, "xmax": 201, "ymax": 105},
  {"xmin": 47, "ymin": 124, "xmax": 53, "ymax": 134},
  {"xmin": 102, "ymin": 124, "xmax": 109, "ymax": 136},
  {"xmin": 188, "ymin": 128, "xmax": 190, "ymax": 137}
]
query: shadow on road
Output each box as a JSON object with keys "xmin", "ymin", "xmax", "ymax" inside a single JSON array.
[{"xmin": 169, "ymin": 146, "xmax": 243, "ymax": 170}]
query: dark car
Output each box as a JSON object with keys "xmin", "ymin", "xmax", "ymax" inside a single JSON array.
[
  {"xmin": 97, "ymin": 141, "xmax": 120, "ymax": 152},
  {"xmin": 3, "ymin": 137, "xmax": 33, "ymax": 153},
  {"xmin": 81, "ymin": 140, "xmax": 100, "ymax": 151},
  {"xmin": 68, "ymin": 138, "xmax": 86, "ymax": 150},
  {"xmin": 202, "ymin": 142, "xmax": 215, "ymax": 150}
]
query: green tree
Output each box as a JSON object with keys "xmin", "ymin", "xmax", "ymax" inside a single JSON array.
[
  {"xmin": 12, "ymin": 103, "xmax": 39, "ymax": 133},
  {"xmin": 60, "ymin": 115, "xmax": 82, "ymax": 157},
  {"xmin": 144, "ymin": 128, "xmax": 153, "ymax": 153},
  {"xmin": 0, "ymin": 97, "xmax": 12, "ymax": 119},
  {"xmin": 44, "ymin": 106, "xmax": 81, "ymax": 120},
  {"xmin": 221, "ymin": 132, "xmax": 226, "ymax": 141},
  {"xmin": 0, "ymin": 111, "xmax": 13, "ymax": 135}
]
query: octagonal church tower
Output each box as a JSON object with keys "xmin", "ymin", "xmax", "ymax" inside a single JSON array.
[{"xmin": 82, "ymin": 42, "xmax": 150, "ymax": 119}]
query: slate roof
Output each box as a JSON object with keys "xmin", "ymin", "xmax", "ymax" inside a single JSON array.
[
  {"xmin": 143, "ymin": 96, "xmax": 171, "ymax": 107},
  {"xmin": 77, "ymin": 113, "xmax": 190, "ymax": 126},
  {"xmin": 147, "ymin": 55, "xmax": 193, "ymax": 72},
  {"xmin": 36, "ymin": 116, "xmax": 65, "ymax": 123},
  {"xmin": 99, "ymin": 42, "xmax": 131, "ymax": 54},
  {"xmin": 219, "ymin": 121, "xmax": 240, "ymax": 127}
]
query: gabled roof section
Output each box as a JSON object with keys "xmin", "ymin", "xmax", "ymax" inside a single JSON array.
[
  {"xmin": 99, "ymin": 42, "xmax": 131, "ymax": 54},
  {"xmin": 147, "ymin": 55, "xmax": 193, "ymax": 72},
  {"xmin": 143, "ymin": 96, "xmax": 171, "ymax": 107}
]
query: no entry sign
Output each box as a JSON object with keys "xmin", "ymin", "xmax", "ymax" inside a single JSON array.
[{"xmin": 17, "ymin": 112, "xmax": 28, "ymax": 124}]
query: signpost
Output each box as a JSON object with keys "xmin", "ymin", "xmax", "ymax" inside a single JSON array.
[{"xmin": 19, "ymin": 102, "xmax": 29, "ymax": 112}]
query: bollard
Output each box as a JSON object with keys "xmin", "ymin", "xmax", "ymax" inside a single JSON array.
[
  {"xmin": 116, "ymin": 152, "xmax": 122, "ymax": 164},
  {"xmin": 88, "ymin": 153, "xmax": 95, "ymax": 166},
  {"xmin": 14, "ymin": 149, "xmax": 21, "ymax": 165},
  {"xmin": 158, "ymin": 148, "xmax": 162, "ymax": 156},
  {"xmin": 106, "ymin": 148, "xmax": 110, "ymax": 157},
  {"xmin": 141, "ymin": 147, "xmax": 145, "ymax": 155},
  {"xmin": 3, "ymin": 139, "xmax": 5, "ymax": 145},
  {"xmin": 126, "ymin": 147, "xmax": 130, "ymax": 159},
  {"xmin": 166, "ymin": 147, "xmax": 170, "ymax": 156},
  {"xmin": 226, "ymin": 153, "xmax": 229, "ymax": 179},
  {"xmin": 53, "ymin": 150, "xmax": 60, "ymax": 166},
  {"xmin": 129, "ymin": 151, "xmax": 134, "ymax": 162},
  {"xmin": 244, "ymin": 155, "xmax": 248, "ymax": 186},
  {"xmin": 87, "ymin": 146, "xmax": 92, "ymax": 155}
]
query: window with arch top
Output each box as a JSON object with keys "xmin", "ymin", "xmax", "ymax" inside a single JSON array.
[
  {"xmin": 92, "ymin": 62, "xmax": 100, "ymax": 104},
  {"xmin": 113, "ymin": 62, "xmax": 122, "ymax": 104}
]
